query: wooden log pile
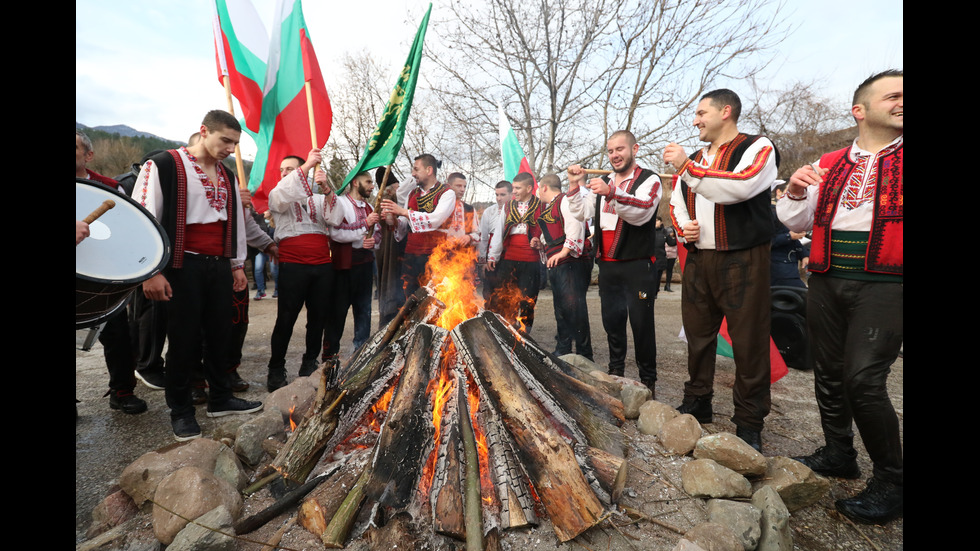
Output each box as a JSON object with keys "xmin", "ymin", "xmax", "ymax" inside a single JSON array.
[{"xmin": 252, "ymin": 288, "xmax": 628, "ymax": 549}]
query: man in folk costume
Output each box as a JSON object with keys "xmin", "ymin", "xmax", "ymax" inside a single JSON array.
[
  {"xmin": 777, "ymin": 70, "xmax": 903, "ymax": 524},
  {"xmin": 266, "ymin": 150, "xmax": 342, "ymax": 391},
  {"xmin": 134, "ymin": 110, "xmax": 262, "ymax": 441},
  {"xmin": 478, "ymin": 180, "xmax": 513, "ymax": 302},
  {"xmin": 379, "ymin": 154, "xmax": 459, "ymax": 299},
  {"xmin": 567, "ymin": 130, "xmax": 662, "ymax": 395},
  {"xmin": 447, "ymin": 172, "xmax": 481, "ymax": 252},
  {"xmin": 328, "ymin": 171, "xmax": 380, "ymax": 356},
  {"xmin": 77, "ymin": 129, "xmax": 147, "ymax": 415},
  {"xmin": 534, "ymin": 173, "xmax": 593, "ymax": 360},
  {"xmin": 486, "ymin": 172, "xmax": 545, "ymax": 331},
  {"xmin": 664, "ymin": 89, "xmax": 779, "ymax": 452}
]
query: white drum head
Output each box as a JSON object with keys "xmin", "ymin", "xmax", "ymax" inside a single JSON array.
[{"xmin": 76, "ymin": 180, "xmax": 167, "ymax": 283}]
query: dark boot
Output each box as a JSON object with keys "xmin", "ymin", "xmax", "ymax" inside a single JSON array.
[
  {"xmin": 267, "ymin": 367, "xmax": 287, "ymax": 392},
  {"xmin": 735, "ymin": 425, "xmax": 762, "ymax": 453},
  {"xmin": 794, "ymin": 445, "xmax": 861, "ymax": 479},
  {"xmin": 107, "ymin": 389, "xmax": 148, "ymax": 414},
  {"xmin": 677, "ymin": 395, "xmax": 713, "ymax": 424},
  {"xmin": 835, "ymin": 477, "xmax": 903, "ymax": 524}
]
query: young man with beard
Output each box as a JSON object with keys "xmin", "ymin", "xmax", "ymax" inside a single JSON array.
[
  {"xmin": 379, "ymin": 154, "xmax": 458, "ymax": 298},
  {"xmin": 478, "ymin": 180, "xmax": 512, "ymax": 301},
  {"xmin": 266, "ymin": 150, "xmax": 339, "ymax": 391},
  {"xmin": 567, "ymin": 130, "xmax": 662, "ymax": 395},
  {"xmin": 664, "ymin": 89, "xmax": 779, "ymax": 452},
  {"xmin": 134, "ymin": 110, "xmax": 262, "ymax": 441},
  {"xmin": 777, "ymin": 70, "xmax": 903, "ymax": 523},
  {"xmin": 534, "ymin": 173, "xmax": 593, "ymax": 360},
  {"xmin": 486, "ymin": 172, "xmax": 544, "ymax": 331},
  {"xmin": 327, "ymin": 171, "xmax": 380, "ymax": 357}
]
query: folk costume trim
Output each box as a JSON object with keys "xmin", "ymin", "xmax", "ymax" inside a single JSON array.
[
  {"xmin": 181, "ymin": 147, "xmax": 229, "ymax": 213},
  {"xmin": 502, "ymin": 196, "xmax": 542, "ymax": 238}
]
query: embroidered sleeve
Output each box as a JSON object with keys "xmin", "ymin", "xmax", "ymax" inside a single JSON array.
[
  {"xmin": 609, "ymin": 175, "xmax": 661, "ymax": 226},
  {"xmin": 565, "ymin": 187, "xmax": 594, "ymax": 222},
  {"xmin": 776, "ymin": 159, "xmax": 820, "ymax": 233},
  {"xmin": 132, "ymin": 159, "xmax": 164, "ymax": 222},
  {"xmin": 407, "ymin": 189, "xmax": 457, "ymax": 233},
  {"xmin": 683, "ymin": 139, "xmax": 777, "ymax": 205},
  {"xmin": 560, "ymin": 199, "xmax": 584, "ymax": 256}
]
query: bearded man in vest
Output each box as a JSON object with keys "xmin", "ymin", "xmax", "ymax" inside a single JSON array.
[
  {"xmin": 777, "ymin": 70, "xmax": 903, "ymax": 524},
  {"xmin": 664, "ymin": 89, "xmax": 779, "ymax": 453},
  {"xmin": 379, "ymin": 154, "xmax": 459, "ymax": 299},
  {"xmin": 567, "ymin": 130, "xmax": 662, "ymax": 395}
]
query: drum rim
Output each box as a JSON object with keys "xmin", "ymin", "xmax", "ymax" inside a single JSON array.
[{"xmin": 76, "ymin": 177, "xmax": 171, "ymax": 284}]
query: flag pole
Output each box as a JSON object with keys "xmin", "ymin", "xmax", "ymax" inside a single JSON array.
[
  {"xmin": 222, "ymin": 75, "xmax": 249, "ymax": 190},
  {"xmin": 367, "ymin": 164, "xmax": 394, "ymax": 240}
]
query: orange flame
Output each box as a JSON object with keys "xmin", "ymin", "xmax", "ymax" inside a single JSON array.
[
  {"xmin": 466, "ymin": 371, "xmax": 496, "ymax": 506},
  {"xmin": 288, "ymin": 405, "xmax": 297, "ymax": 432},
  {"xmin": 419, "ymin": 351, "xmax": 457, "ymax": 497},
  {"xmin": 424, "ymin": 239, "xmax": 482, "ymax": 331}
]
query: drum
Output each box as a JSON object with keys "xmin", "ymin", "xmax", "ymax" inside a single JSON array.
[{"xmin": 76, "ymin": 178, "xmax": 170, "ymax": 328}]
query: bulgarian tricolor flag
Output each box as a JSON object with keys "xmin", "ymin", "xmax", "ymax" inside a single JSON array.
[
  {"xmin": 248, "ymin": 0, "xmax": 332, "ymax": 213},
  {"xmin": 212, "ymin": 0, "xmax": 268, "ymax": 133},
  {"xmin": 498, "ymin": 103, "xmax": 536, "ymax": 191}
]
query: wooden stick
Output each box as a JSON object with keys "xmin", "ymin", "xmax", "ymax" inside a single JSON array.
[
  {"xmin": 221, "ymin": 75, "xmax": 248, "ymax": 190},
  {"xmin": 582, "ymin": 168, "xmax": 612, "ymax": 175},
  {"xmin": 458, "ymin": 375, "xmax": 484, "ymax": 551},
  {"xmin": 83, "ymin": 200, "xmax": 115, "ymax": 224},
  {"xmin": 367, "ymin": 164, "xmax": 394, "ymax": 240},
  {"xmin": 233, "ymin": 472, "xmax": 330, "ymax": 535}
]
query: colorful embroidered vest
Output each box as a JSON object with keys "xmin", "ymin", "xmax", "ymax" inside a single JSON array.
[
  {"xmin": 405, "ymin": 183, "xmax": 453, "ymax": 255},
  {"xmin": 808, "ymin": 143, "xmax": 903, "ymax": 275},
  {"xmin": 594, "ymin": 167, "xmax": 658, "ymax": 261},
  {"xmin": 501, "ymin": 197, "xmax": 542, "ymax": 262},
  {"xmin": 537, "ymin": 193, "xmax": 590, "ymax": 265}
]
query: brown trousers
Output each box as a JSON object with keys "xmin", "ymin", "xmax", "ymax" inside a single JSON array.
[{"xmin": 681, "ymin": 242, "xmax": 771, "ymax": 431}]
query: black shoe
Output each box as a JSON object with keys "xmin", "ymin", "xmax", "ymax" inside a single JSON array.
[
  {"xmin": 835, "ymin": 477, "xmax": 903, "ymax": 524},
  {"xmin": 267, "ymin": 368, "xmax": 287, "ymax": 392},
  {"xmin": 229, "ymin": 370, "xmax": 250, "ymax": 392},
  {"xmin": 108, "ymin": 390, "xmax": 148, "ymax": 414},
  {"xmin": 608, "ymin": 368, "xmax": 625, "ymax": 377},
  {"xmin": 640, "ymin": 379, "xmax": 656, "ymax": 400},
  {"xmin": 172, "ymin": 416, "xmax": 201, "ymax": 442},
  {"xmin": 735, "ymin": 426, "xmax": 762, "ymax": 453},
  {"xmin": 191, "ymin": 385, "xmax": 209, "ymax": 405},
  {"xmin": 135, "ymin": 369, "xmax": 166, "ymax": 391},
  {"xmin": 793, "ymin": 445, "xmax": 861, "ymax": 479},
  {"xmin": 298, "ymin": 359, "xmax": 320, "ymax": 377},
  {"xmin": 207, "ymin": 397, "xmax": 264, "ymax": 418},
  {"xmin": 663, "ymin": 285, "xmax": 673, "ymax": 292},
  {"xmin": 677, "ymin": 396, "xmax": 713, "ymax": 424}
]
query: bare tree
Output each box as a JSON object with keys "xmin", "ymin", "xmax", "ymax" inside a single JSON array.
[
  {"xmin": 426, "ymin": 0, "xmax": 794, "ymax": 178},
  {"xmin": 740, "ymin": 78, "xmax": 855, "ymax": 179}
]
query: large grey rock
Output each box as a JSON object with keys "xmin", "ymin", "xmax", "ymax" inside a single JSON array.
[
  {"xmin": 754, "ymin": 456, "xmax": 830, "ymax": 512},
  {"xmin": 266, "ymin": 377, "xmax": 317, "ymax": 425},
  {"xmin": 620, "ymin": 381, "xmax": 652, "ymax": 419},
  {"xmin": 752, "ymin": 486, "xmax": 793, "ymax": 551},
  {"xmin": 684, "ymin": 521, "xmax": 744, "ymax": 551},
  {"xmin": 681, "ymin": 459, "xmax": 752, "ymax": 498},
  {"xmin": 637, "ymin": 400, "xmax": 679, "ymax": 436},
  {"xmin": 234, "ymin": 407, "xmax": 286, "ymax": 466},
  {"xmin": 707, "ymin": 499, "xmax": 762, "ymax": 550},
  {"xmin": 166, "ymin": 505, "xmax": 236, "ymax": 551},
  {"xmin": 152, "ymin": 466, "xmax": 243, "ymax": 545},
  {"xmin": 694, "ymin": 433, "xmax": 768, "ymax": 477},
  {"xmin": 659, "ymin": 414, "xmax": 703, "ymax": 455},
  {"xmin": 673, "ymin": 539, "xmax": 709, "ymax": 551},
  {"xmin": 119, "ymin": 439, "xmax": 244, "ymax": 505},
  {"xmin": 86, "ymin": 487, "xmax": 140, "ymax": 539},
  {"xmin": 559, "ymin": 353, "xmax": 600, "ymax": 373}
]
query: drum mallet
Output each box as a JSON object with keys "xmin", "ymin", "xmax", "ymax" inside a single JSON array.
[{"xmin": 83, "ymin": 199, "xmax": 116, "ymax": 224}]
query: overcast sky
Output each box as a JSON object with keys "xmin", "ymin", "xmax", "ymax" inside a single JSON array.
[{"xmin": 76, "ymin": 0, "xmax": 902, "ymax": 158}]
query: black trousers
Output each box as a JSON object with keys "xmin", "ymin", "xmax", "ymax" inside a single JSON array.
[
  {"xmin": 161, "ymin": 255, "xmax": 234, "ymax": 420},
  {"xmin": 489, "ymin": 258, "xmax": 541, "ymax": 331},
  {"xmin": 808, "ymin": 274, "xmax": 904, "ymax": 485},
  {"xmin": 401, "ymin": 253, "xmax": 429, "ymax": 301},
  {"xmin": 548, "ymin": 257, "xmax": 593, "ymax": 359},
  {"xmin": 681, "ymin": 244, "xmax": 771, "ymax": 431},
  {"xmin": 597, "ymin": 258, "xmax": 657, "ymax": 382},
  {"xmin": 269, "ymin": 261, "xmax": 334, "ymax": 370},
  {"xmin": 99, "ymin": 303, "xmax": 137, "ymax": 392},
  {"xmin": 129, "ymin": 290, "xmax": 166, "ymax": 374},
  {"xmin": 329, "ymin": 261, "xmax": 374, "ymax": 356}
]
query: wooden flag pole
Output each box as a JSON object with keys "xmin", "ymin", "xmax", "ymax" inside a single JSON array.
[
  {"xmin": 366, "ymin": 164, "xmax": 394, "ymax": 240},
  {"xmin": 222, "ymin": 75, "xmax": 248, "ymax": 190}
]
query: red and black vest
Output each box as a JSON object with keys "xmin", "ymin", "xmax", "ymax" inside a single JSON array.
[
  {"xmin": 405, "ymin": 183, "xmax": 454, "ymax": 255},
  {"xmin": 148, "ymin": 150, "xmax": 238, "ymax": 268},
  {"xmin": 678, "ymin": 134, "xmax": 779, "ymax": 252},
  {"xmin": 808, "ymin": 143, "xmax": 903, "ymax": 275},
  {"xmin": 501, "ymin": 197, "xmax": 543, "ymax": 262},
  {"xmin": 330, "ymin": 195, "xmax": 375, "ymax": 269},
  {"xmin": 594, "ymin": 167, "xmax": 659, "ymax": 261},
  {"xmin": 537, "ymin": 193, "xmax": 590, "ymax": 266}
]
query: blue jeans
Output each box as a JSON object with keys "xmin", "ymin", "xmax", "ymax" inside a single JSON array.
[{"xmin": 254, "ymin": 252, "xmax": 278, "ymax": 294}]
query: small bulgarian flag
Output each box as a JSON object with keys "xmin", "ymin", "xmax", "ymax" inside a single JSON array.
[{"xmin": 498, "ymin": 103, "xmax": 537, "ymax": 192}]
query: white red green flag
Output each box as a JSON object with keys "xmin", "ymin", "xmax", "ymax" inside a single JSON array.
[
  {"xmin": 248, "ymin": 0, "xmax": 332, "ymax": 213},
  {"xmin": 212, "ymin": 0, "xmax": 268, "ymax": 133},
  {"xmin": 498, "ymin": 103, "xmax": 536, "ymax": 191}
]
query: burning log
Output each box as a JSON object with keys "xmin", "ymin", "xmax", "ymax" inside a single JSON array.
[
  {"xmin": 453, "ymin": 314, "xmax": 607, "ymax": 543},
  {"xmin": 271, "ymin": 287, "xmax": 439, "ymax": 484},
  {"xmin": 297, "ymin": 449, "xmax": 372, "ymax": 539}
]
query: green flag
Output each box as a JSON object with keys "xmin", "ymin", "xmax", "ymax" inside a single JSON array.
[{"xmin": 341, "ymin": 3, "xmax": 432, "ymax": 190}]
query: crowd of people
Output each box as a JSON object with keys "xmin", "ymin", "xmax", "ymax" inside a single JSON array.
[{"xmin": 76, "ymin": 70, "xmax": 902, "ymax": 525}]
